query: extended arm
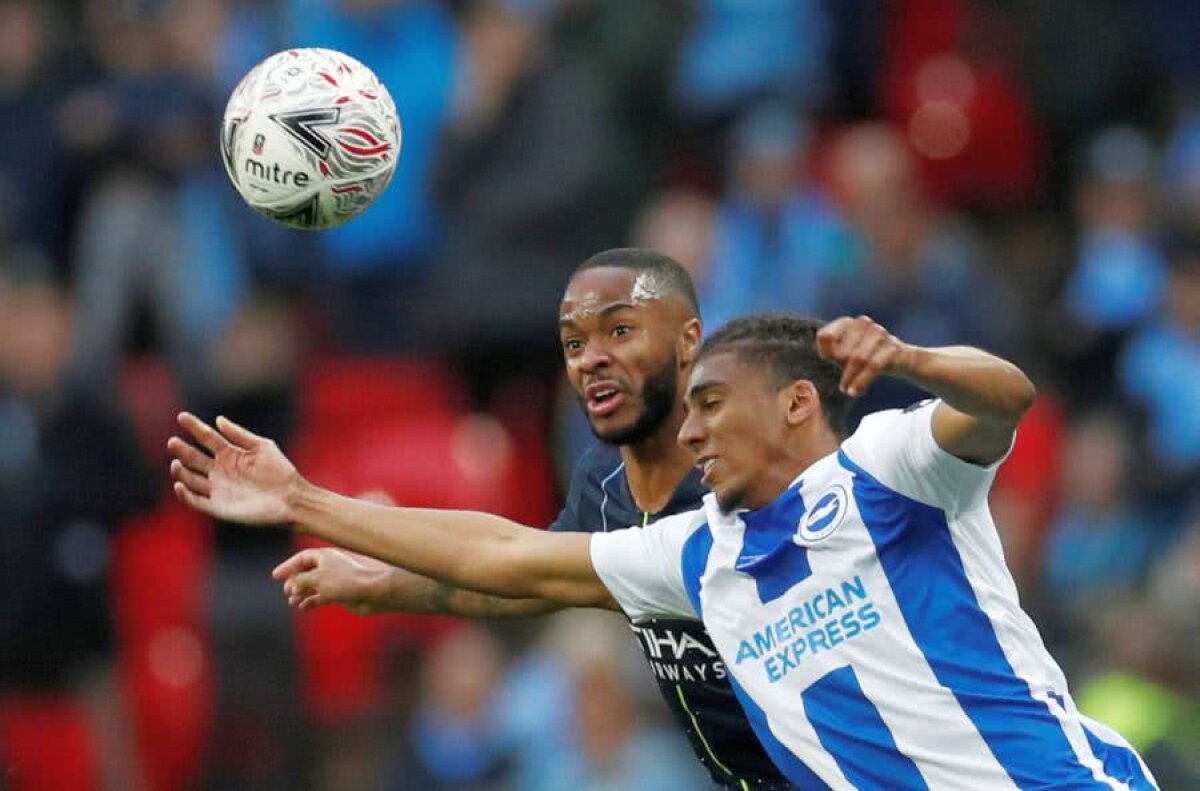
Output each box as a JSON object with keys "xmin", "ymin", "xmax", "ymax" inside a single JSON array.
[
  {"xmin": 817, "ymin": 317, "xmax": 1036, "ymax": 464},
  {"xmin": 274, "ymin": 547, "xmax": 562, "ymax": 618},
  {"xmin": 291, "ymin": 488, "xmax": 615, "ymax": 607},
  {"xmin": 167, "ymin": 413, "xmax": 616, "ymax": 610}
]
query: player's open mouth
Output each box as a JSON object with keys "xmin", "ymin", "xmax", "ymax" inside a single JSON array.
[
  {"xmin": 585, "ymin": 383, "xmax": 625, "ymax": 418},
  {"xmin": 697, "ymin": 456, "xmax": 718, "ymax": 483}
]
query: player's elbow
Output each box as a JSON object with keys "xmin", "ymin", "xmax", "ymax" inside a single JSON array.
[{"xmin": 1004, "ymin": 369, "xmax": 1037, "ymax": 422}]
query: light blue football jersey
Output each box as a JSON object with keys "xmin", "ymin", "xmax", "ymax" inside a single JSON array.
[{"xmin": 591, "ymin": 401, "xmax": 1157, "ymax": 790}]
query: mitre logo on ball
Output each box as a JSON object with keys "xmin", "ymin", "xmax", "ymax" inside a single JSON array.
[{"xmin": 220, "ymin": 48, "xmax": 402, "ymax": 231}]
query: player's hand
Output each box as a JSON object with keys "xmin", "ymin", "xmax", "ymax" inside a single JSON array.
[
  {"xmin": 272, "ymin": 548, "xmax": 393, "ymax": 613},
  {"xmin": 167, "ymin": 412, "xmax": 299, "ymax": 526},
  {"xmin": 816, "ymin": 316, "xmax": 915, "ymax": 397}
]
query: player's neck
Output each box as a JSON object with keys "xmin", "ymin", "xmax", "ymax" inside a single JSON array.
[
  {"xmin": 618, "ymin": 409, "xmax": 693, "ymax": 515},
  {"xmin": 747, "ymin": 428, "xmax": 843, "ymax": 510}
]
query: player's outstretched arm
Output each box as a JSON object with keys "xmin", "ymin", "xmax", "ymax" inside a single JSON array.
[
  {"xmin": 167, "ymin": 413, "xmax": 616, "ymax": 610},
  {"xmin": 817, "ymin": 316, "xmax": 1036, "ymax": 464},
  {"xmin": 273, "ymin": 547, "xmax": 561, "ymax": 618}
]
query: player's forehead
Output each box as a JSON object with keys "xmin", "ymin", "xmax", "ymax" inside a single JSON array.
[
  {"xmin": 688, "ymin": 350, "xmax": 763, "ymax": 399},
  {"xmin": 560, "ymin": 266, "xmax": 667, "ymax": 324}
]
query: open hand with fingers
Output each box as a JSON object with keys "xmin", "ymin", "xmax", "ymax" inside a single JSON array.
[
  {"xmin": 815, "ymin": 315, "xmax": 916, "ymax": 398},
  {"xmin": 167, "ymin": 412, "xmax": 301, "ymax": 526}
]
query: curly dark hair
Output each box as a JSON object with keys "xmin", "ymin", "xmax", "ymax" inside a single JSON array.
[{"xmin": 698, "ymin": 313, "xmax": 853, "ymax": 436}]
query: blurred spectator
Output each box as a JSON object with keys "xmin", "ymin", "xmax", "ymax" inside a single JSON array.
[
  {"xmin": 1042, "ymin": 411, "xmax": 1155, "ymax": 616},
  {"xmin": 386, "ymin": 625, "xmax": 511, "ymax": 791},
  {"xmin": 1149, "ymin": 504, "xmax": 1200, "ymax": 676},
  {"xmin": 0, "ymin": 246, "xmax": 157, "ymax": 687},
  {"xmin": 1160, "ymin": 100, "xmax": 1200, "ymax": 225},
  {"xmin": 1075, "ymin": 601, "xmax": 1200, "ymax": 788},
  {"xmin": 1118, "ymin": 228, "xmax": 1200, "ymax": 488},
  {"xmin": 630, "ymin": 188, "xmax": 717, "ymax": 289},
  {"xmin": 1148, "ymin": 504, "xmax": 1200, "ymax": 694},
  {"xmin": 1068, "ymin": 129, "xmax": 1165, "ymax": 321},
  {"xmin": 1015, "ymin": 0, "xmax": 1154, "ymax": 199},
  {"xmin": 1055, "ymin": 128, "xmax": 1166, "ymax": 400},
  {"xmin": 64, "ymin": 1, "xmax": 248, "ymax": 406},
  {"xmin": 0, "ymin": 1, "xmax": 69, "ymax": 258},
  {"xmin": 553, "ymin": 613, "xmax": 709, "ymax": 791},
  {"xmin": 825, "ymin": 123, "xmax": 1015, "ymax": 347},
  {"xmin": 550, "ymin": 0, "xmax": 691, "ymax": 192},
  {"xmin": 0, "ymin": 248, "xmax": 157, "ymax": 789},
  {"xmin": 824, "ymin": 122, "xmax": 1018, "ymax": 416},
  {"xmin": 497, "ymin": 611, "xmax": 711, "ymax": 791},
  {"xmin": 673, "ymin": 0, "xmax": 831, "ymax": 125},
  {"xmin": 287, "ymin": 0, "xmax": 457, "ymax": 351},
  {"xmin": 699, "ymin": 102, "xmax": 861, "ymax": 332},
  {"xmin": 426, "ymin": 0, "xmax": 634, "ymax": 410}
]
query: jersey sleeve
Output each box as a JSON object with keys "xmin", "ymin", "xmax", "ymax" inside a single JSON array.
[
  {"xmin": 589, "ymin": 511, "xmax": 700, "ymax": 621},
  {"xmin": 841, "ymin": 399, "xmax": 1012, "ymax": 513}
]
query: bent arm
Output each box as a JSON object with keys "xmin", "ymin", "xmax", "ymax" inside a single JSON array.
[
  {"xmin": 898, "ymin": 345, "xmax": 1036, "ymax": 465},
  {"xmin": 289, "ymin": 483, "xmax": 617, "ymax": 610}
]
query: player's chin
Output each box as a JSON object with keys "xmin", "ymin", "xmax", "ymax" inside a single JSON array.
[
  {"xmin": 592, "ymin": 423, "xmax": 633, "ymax": 444},
  {"xmin": 714, "ymin": 484, "xmax": 745, "ymax": 514},
  {"xmin": 589, "ymin": 411, "xmax": 640, "ymax": 444}
]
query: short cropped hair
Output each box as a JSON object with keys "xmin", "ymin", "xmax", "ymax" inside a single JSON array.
[
  {"xmin": 572, "ymin": 248, "xmax": 700, "ymax": 317},
  {"xmin": 698, "ymin": 313, "xmax": 853, "ymax": 436}
]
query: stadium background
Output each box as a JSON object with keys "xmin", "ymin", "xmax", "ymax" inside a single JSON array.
[{"xmin": 2, "ymin": 0, "xmax": 1199, "ymax": 789}]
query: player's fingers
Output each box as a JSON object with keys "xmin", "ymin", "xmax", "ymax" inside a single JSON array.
[
  {"xmin": 816, "ymin": 318, "xmax": 850, "ymax": 360},
  {"xmin": 173, "ymin": 481, "xmax": 212, "ymax": 514},
  {"xmin": 272, "ymin": 550, "xmax": 319, "ymax": 580},
  {"xmin": 291, "ymin": 570, "xmax": 323, "ymax": 599},
  {"xmin": 177, "ymin": 412, "xmax": 233, "ymax": 454},
  {"xmin": 838, "ymin": 327, "xmax": 885, "ymax": 392},
  {"xmin": 844, "ymin": 335, "xmax": 894, "ymax": 397},
  {"xmin": 835, "ymin": 321, "xmax": 883, "ymax": 396},
  {"xmin": 298, "ymin": 594, "xmax": 323, "ymax": 610},
  {"xmin": 825, "ymin": 320, "xmax": 867, "ymax": 379},
  {"xmin": 166, "ymin": 436, "xmax": 213, "ymax": 474},
  {"xmin": 170, "ymin": 459, "xmax": 213, "ymax": 497},
  {"xmin": 216, "ymin": 415, "xmax": 265, "ymax": 449}
]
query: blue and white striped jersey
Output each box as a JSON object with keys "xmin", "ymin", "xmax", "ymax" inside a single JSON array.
[{"xmin": 591, "ymin": 400, "xmax": 1158, "ymax": 791}]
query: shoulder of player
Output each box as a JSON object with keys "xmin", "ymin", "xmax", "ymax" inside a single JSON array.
[
  {"xmin": 552, "ymin": 443, "xmax": 627, "ymax": 535},
  {"xmin": 842, "ymin": 399, "xmax": 937, "ymax": 452},
  {"xmin": 646, "ymin": 507, "xmax": 708, "ymax": 540},
  {"xmin": 567, "ymin": 443, "xmax": 625, "ymax": 489}
]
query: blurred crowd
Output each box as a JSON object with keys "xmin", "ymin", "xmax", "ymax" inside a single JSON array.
[{"xmin": 2, "ymin": 0, "xmax": 1200, "ymax": 789}]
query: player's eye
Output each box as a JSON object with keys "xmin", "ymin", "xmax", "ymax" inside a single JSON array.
[
  {"xmin": 562, "ymin": 338, "xmax": 584, "ymax": 353},
  {"xmin": 612, "ymin": 324, "xmax": 632, "ymax": 338}
]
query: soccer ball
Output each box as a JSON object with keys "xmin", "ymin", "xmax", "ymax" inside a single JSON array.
[{"xmin": 220, "ymin": 48, "xmax": 401, "ymax": 231}]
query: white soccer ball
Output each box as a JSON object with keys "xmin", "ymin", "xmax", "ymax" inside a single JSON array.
[{"xmin": 220, "ymin": 48, "xmax": 401, "ymax": 231}]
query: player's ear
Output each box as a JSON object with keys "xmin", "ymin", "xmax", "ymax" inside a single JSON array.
[
  {"xmin": 783, "ymin": 380, "xmax": 820, "ymax": 428},
  {"xmin": 678, "ymin": 318, "xmax": 702, "ymax": 367}
]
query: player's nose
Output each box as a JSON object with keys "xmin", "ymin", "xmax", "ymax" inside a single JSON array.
[
  {"xmin": 677, "ymin": 409, "xmax": 705, "ymax": 451},
  {"xmin": 577, "ymin": 342, "xmax": 611, "ymax": 373}
]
